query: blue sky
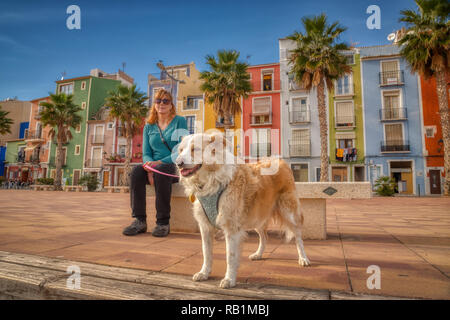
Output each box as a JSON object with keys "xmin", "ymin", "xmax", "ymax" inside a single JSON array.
[{"xmin": 0, "ymin": 0, "xmax": 417, "ymax": 101}]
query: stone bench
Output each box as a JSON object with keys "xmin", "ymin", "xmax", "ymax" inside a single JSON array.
[
  {"xmin": 63, "ymin": 185, "xmax": 84, "ymax": 192},
  {"xmin": 30, "ymin": 185, "xmax": 55, "ymax": 191},
  {"xmin": 104, "ymin": 186, "xmax": 130, "ymax": 193},
  {"xmin": 146, "ymin": 182, "xmax": 372, "ymax": 239}
]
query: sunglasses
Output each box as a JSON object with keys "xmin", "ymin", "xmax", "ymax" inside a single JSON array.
[{"xmin": 155, "ymin": 98, "xmax": 171, "ymax": 104}]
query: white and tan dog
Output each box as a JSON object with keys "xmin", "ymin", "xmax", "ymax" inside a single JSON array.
[{"xmin": 175, "ymin": 132, "xmax": 310, "ymax": 288}]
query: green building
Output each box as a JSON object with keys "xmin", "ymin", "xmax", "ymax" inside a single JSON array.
[
  {"xmin": 328, "ymin": 49, "xmax": 365, "ymax": 182},
  {"xmin": 48, "ymin": 69, "xmax": 133, "ymax": 185}
]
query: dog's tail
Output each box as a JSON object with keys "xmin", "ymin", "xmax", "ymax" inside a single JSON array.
[{"xmin": 273, "ymin": 195, "xmax": 304, "ymax": 243}]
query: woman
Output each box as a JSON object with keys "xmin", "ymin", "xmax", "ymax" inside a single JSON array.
[{"xmin": 123, "ymin": 89, "xmax": 188, "ymax": 237}]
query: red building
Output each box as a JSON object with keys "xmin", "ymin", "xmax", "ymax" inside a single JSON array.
[
  {"xmin": 242, "ymin": 63, "xmax": 281, "ymax": 162},
  {"xmin": 420, "ymin": 75, "xmax": 449, "ymax": 194}
]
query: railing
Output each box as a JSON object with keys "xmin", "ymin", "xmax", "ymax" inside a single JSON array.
[
  {"xmin": 379, "ymin": 70, "xmax": 404, "ymax": 86},
  {"xmin": 250, "ymin": 112, "xmax": 272, "ymax": 125},
  {"xmin": 288, "ymin": 79, "xmax": 307, "ymax": 91},
  {"xmin": 289, "ymin": 141, "xmax": 311, "ymax": 157},
  {"xmin": 381, "ymin": 140, "xmax": 410, "ymax": 152},
  {"xmin": 90, "ymin": 158, "xmax": 103, "ymax": 167},
  {"xmin": 250, "ymin": 143, "xmax": 271, "ymax": 158},
  {"xmin": 335, "ymin": 115, "xmax": 355, "ymax": 127},
  {"xmin": 25, "ymin": 130, "xmax": 43, "ymax": 140},
  {"xmin": 379, "ymin": 108, "xmax": 408, "ymax": 121},
  {"xmin": 16, "ymin": 155, "xmax": 26, "ymax": 163},
  {"xmin": 91, "ymin": 135, "xmax": 104, "ymax": 144},
  {"xmin": 289, "ymin": 110, "xmax": 311, "ymax": 124},
  {"xmin": 250, "ymin": 79, "xmax": 281, "ymax": 92},
  {"xmin": 335, "ymin": 148, "xmax": 357, "ymax": 161},
  {"xmin": 27, "ymin": 154, "xmax": 40, "ymax": 164}
]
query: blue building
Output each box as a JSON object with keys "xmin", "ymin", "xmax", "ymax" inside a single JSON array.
[{"xmin": 360, "ymin": 45, "xmax": 425, "ymax": 195}]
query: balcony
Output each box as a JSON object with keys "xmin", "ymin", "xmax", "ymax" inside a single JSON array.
[
  {"xmin": 91, "ymin": 135, "xmax": 104, "ymax": 144},
  {"xmin": 215, "ymin": 117, "xmax": 235, "ymax": 128},
  {"xmin": 379, "ymin": 70, "xmax": 404, "ymax": 86},
  {"xmin": 335, "ymin": 148, "xmax": 357, "ymax": 162},
  {"xmin": 289, "ymin": 110, "xmax": 311, "ymax": 124},
  {"xmin": 89, "ymin": 158, "xmax": 103, "ymax": 168},
  {"xmin": 381, "ymin": 140, "xmax": 410, "ymax": 152},
  {"xmin": 250, "ymin": 143, "xmax": 271, "ymax": 158},
  {"xmin": 379, "ymin": 108, "xmax": 408, "ymax": 121},
  {"xmin": 335, "ymin": 115, "xmax": 355, "ymax": 128},
  {"xmin": 289, "ymin": 141, "xmax": 311, "ymax": 157},
  {"xmin": 288, "ymin": 78, "xmax": 307, "ymax": 91},
  {"xmin": 250, "ymin": 79, "xmax": 281, "ymax": 92},
  {"xmin": 250, "ymin": 113, "xmax": 272, "ymax": 126},
  {"xmin": 25, "ymin": 130, "xmax": 44, "ymax": 142}
]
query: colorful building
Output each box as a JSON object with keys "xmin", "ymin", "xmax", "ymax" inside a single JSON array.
[
  {"xmin": 48, "ymin": 69, "xmax": 134, "ymax": 187},
  {"xmin": 279, "ymin": 38, "xmax": 322, "ymax": 182},
  {"xmin": 360, "ymin": 44, "xmax": 425, "ymax": 195},
  {"xmin": 328, "ymin": 49, "xmax": 366, "ymax": 182},
  {"xmin": 419, "ymin": 74, "xmax": 449, "ymax": 195},
  {"xmin": 241, "ymin": 63, "xmax": 281, "ymax": 162}
]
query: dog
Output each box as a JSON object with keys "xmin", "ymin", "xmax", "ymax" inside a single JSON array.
[{"xmin": 175, "ymin": 131, "xmax": 310, "ymax": 288}]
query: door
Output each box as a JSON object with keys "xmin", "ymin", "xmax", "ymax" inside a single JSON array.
[
  {"xmin": 73, "ymin": 170, "xmax": 80, "ymax": 186},
  {"xmin": 332, "ymin": 167, "xmax": 348, "ymax": 182},
  {"xmin": 354, "ymin": 166, "xmax": 365, "ymax": 182},
  {"xmin": 103, "ymin": 171, "xmax": 110, "ymax": 187},
  {"xmin": 429, "ymin": 170, "xmax": 442, "ymax": 194},
  {"xmin": 117, "ymin": 168, "xmax": 125, "ymax": 186}
]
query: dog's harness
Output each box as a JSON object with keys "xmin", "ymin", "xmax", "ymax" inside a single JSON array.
[{"xmin": 192, "ymin": 185, "xmax": 227, "ymax": 228}]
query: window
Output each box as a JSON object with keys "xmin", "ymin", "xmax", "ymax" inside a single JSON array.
[
  {"xmin": 107, "ymin": 122, "xmax": 114, "ymax": 130},
  {"xmin": 118, "ymin": 145, "xmax": 126, "ymax": 157},
  {"xmin": 337, "ymin": 139, "xmax": 353, "ymax": 149},
  {"xmin": 252, "ymin": 97, "xmax": 271, "ymax": 125},
  {"xmin": 345, "ymin": 54, "xmax": 355, "ymax": 65},
  {"xmin": 185, "ymin": 96, "xmax": 202, "ymax": 110},
  {"xmin": 385, "ymin": 123, "xmax": 403, "ymax": 144},
  {"xmin": 74, "ymin": 145, "xmax": 80, "ymax": 155},
  {"xmin": 316, "ymin": 167, "xmax": 321, "ymax": 182},
  {"xmin": 262, "ymin": 71, "xmax": 273, "ymax": 91},
  {"xmin": 93, "ymin": 125, "xmax": 104, "ymax": 143},
  {"xmin": 81, "ymin": 102, "xmax": 86, "ymax": 109},
  {"xmin": 381, "ymin": 60, "xmax": 401, "ymax": 85},
  {"xmin": 336, "ymin": 74, "xmax": 352, "ymax": 95},
  {"xmin": 425, "ymin": 126, "xmax": 436, "ymax": 138},
  {"xmin": 335, "ymin": 101, "xmax": 354, "ymax": 127},
  {"xmin": 290, "ymin": 129, "xmax": 310, "ymax": 157},
  {"xmin": 59, "ymin": 83, "xmax": 73, "ymax": 95},
  {"xmin": 186, "ymin": 116, "xmax": 195, "ymax": 134},
  {"xmin": 81, "ymin": 81, "xmax": 86, "ymax": 90},
  {"xmin": 291, "ymin": 163, "xmax": 309, "ymax": 182},
  {"xmin": 382, "ymin": 90, "xmax": 405, "ymax": 120},
  {"xmin": 75, "ymin": 124, "xmax": 81, "ymax": 133},
  {"xmin": 91, "ymin": 147, "xmax": 102, "ymax": 167},
  {"xmin": 251, "ymin": 128, "xmax": 271, "ymax": 157}
]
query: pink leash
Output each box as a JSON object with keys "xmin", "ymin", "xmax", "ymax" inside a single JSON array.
[{"xmin": 143, "ymin": 163, "xmax": 180, "ymax": 178}]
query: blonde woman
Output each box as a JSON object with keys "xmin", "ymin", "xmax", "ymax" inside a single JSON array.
[{"xmin": 123, "ymin": 89, "xmax": 188, "ymax": 237}]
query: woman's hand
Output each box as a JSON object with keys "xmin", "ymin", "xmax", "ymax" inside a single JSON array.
[{"xmin": 143, "ymin": 161, "xmax": 162, "ymax": 185}]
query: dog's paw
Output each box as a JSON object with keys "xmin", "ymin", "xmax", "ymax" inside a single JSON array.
[
  {"xmin": 299, "ymin": 257, "xmax": 311, "ymax": 267},
  {"xmin": 193, "ymin": 271, "xmax": 209, "ymax": 282},
  {"xmin": 249, "ymin": 253, "xmax": 262, "ymax": 261},
  {"xmin": 219, "ymin": 278, "xmax": 236, "ymax": 289}
]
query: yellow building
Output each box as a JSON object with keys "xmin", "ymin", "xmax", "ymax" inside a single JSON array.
[{"xmin": 203, "ymin": 100, "xmax": 242, "ymax": 156}]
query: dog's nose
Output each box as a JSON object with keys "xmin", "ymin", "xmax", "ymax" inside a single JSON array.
[{"xmin": 176, "ymin": 160, "xmax": 184, "ymax": 168}]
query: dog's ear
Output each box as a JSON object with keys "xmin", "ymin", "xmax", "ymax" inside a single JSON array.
[{"xmin": 209, "ymin": 132, "xmax": 228, "ymax": 151}]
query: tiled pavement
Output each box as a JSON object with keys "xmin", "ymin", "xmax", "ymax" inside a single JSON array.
[{"xmin": 0, "ymin": 190, "xmax": 449, "ymax": 299}]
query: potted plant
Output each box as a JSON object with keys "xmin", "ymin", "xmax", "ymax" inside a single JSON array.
[{"xmin": 78, "ymin": 174, "xmax": 99, "ymax": 192}]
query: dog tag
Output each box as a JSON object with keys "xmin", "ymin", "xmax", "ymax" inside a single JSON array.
[{"xmin": 189, "ymin": 194, "xmax": 196, "ymax": 203}]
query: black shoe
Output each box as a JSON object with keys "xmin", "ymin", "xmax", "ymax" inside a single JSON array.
[
  {"xmin": 152, "ymin": 224, "xmax": 170, "ymax": 237},
  {"xmin": 123, "ymin": 219, "xmax": 147, "ymax": 236}
]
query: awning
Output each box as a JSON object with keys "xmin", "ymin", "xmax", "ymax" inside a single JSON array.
[{"xmin": 335, "ymin": 131, "xmax": 356, "ymax": 140}]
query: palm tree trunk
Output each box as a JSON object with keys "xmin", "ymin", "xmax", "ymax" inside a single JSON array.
[
  {"xmin": 435, "ymin": 69, "xmax": 450, "ymax": 195},
  {"xmin": 317, "ymin": 78, "xmax": 329, "ymax": 182},
  {"xmin": 121, "ymin": 122, "xmax": 132, "ymax": 187},
  {"xmin": 54, "ymin": 129, "xmax": 63, "ymax": 190}
]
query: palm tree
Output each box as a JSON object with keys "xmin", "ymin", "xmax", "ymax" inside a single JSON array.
[
  {"xmin": 200, "ymin": 50, "xmax": 252, "ymax": 129},
  {"xmin": 397, "ymin": 0, "xmax": 450, "ymax": 195},
  {"xmin": 0, "ymin": 104, "xmax": 13, "ymax": 135},
  {"xmin": 287, "ymin": 14, "xmax": 351, "ymax": 181},
  {"xmin": 105, "ymin": 84, "xmax": 148, "ymax": 186},
  {"xmin": 40, "ymin": 93, "xmax": 83, "ymax": 190}
]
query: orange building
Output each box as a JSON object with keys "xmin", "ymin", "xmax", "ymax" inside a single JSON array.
[{"xmin": 420, "ymin": 75, "xmax": 449, "ymax": 194}]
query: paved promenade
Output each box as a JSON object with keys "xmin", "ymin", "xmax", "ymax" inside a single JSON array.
[{"xmin": 0, "ymin": 190, "xmax": 448, "ymax": 299}]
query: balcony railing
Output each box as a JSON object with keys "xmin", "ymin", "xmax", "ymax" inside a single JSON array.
[
  {"xmin": 90, "ymin": 158, "xmax": 103, "ymax": 167},
  {"xmin": 289, "ymin": 141, "xmax": 311, "ymax": 157},
  {"xmin": 250, "ymin": 143, "xmax": 271, "ymax": 158},
  {"xmin": 288, "ymin": 79, "xmax": 307, "ymax": 91},
  {"xmin": 250, "ymin": 112, "xmax": 272, "ymax": 126},
  {"xmin": 25, "ymin": 130, "xmax": 44, "ymax": 140},
  {"xmin": 250, "ymin": 79, "xmax": 281, "ymax": 92},
  {"xmin": 289, "ymin": 110, "xmax": 311, "ymax": 124},
  {"xmin": 27, "ymin": 154, "xmax": 40, "ymax": 164},
  {"xmin": 91, "ymin": 135, "xmax": 104, "ymax": 144},
  {"xmin": 335, "ymin": 148, "xmax": 357, "ymax": 162},
  {"xmin": 379, "ymin": 108, "xmax": 408, "ymax": 121},
  {"xmin": 335, "ymin": 115, "xmax": 355, "ymax": 127},
  {"xmin": 381, "ymin": 140, "xmax": 410, "ymax": 152},
  {"xmin": 379, "ymin": 70, "xmax": 404, "ymax": 86}
]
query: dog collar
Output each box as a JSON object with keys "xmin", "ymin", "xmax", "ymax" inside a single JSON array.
[{"xmin": 196, "ymin": 185, "xmax": 227, "ymax": 228}]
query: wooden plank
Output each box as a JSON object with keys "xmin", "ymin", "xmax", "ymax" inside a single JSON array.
[{"xmin": 0, "ymin": 251, "xmax": 329, "ymax": 300}]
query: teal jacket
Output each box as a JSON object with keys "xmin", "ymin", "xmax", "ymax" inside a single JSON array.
[{"xmin": 142, "ymin": 115, "xmax": 188, "ymax": 164}]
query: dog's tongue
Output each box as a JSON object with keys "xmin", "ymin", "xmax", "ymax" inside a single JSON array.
[{"xmin": 180, "ymin": 168, "xmax": 193, "ymax": 177}]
